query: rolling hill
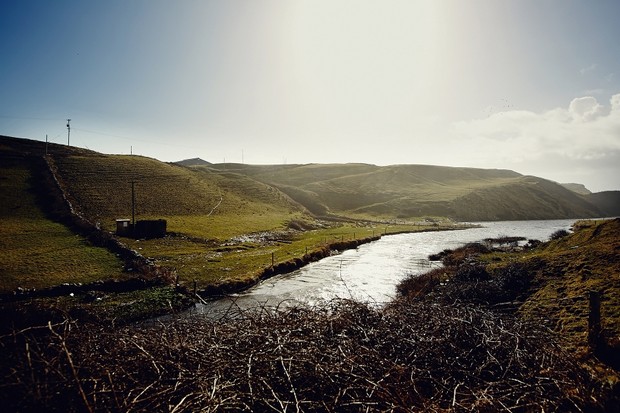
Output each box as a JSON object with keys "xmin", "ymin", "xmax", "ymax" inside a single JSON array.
[
  {"xmin": 586, "ymin": 191, "xmax": 620, "ymax": 217},
  {"xmin": 2, "ymin": 134, "xmax": 614, "ymax": 233},
  {"xmin": 174, "ymin": 157, "xmax": 211, "ymax": 167},
  {"xmin": 203, "ymin": 163, "xmax": 612, "ymax": 221},
  {"xmin": 0, "ymin": 137, "xmax": 127, "ymax": 291},
  {"xmin": 0, "ymin": 136, "xmax": 307, "ymax": 241}
]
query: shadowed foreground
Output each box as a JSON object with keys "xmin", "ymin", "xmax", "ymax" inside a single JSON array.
[{"xmin": 0, "ymin": 299, "xmax": 605, "ymax": 412}]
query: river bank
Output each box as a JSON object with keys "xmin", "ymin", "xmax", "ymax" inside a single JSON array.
[
  {"xmin": 2, "ymin": 219, "xmax": 618, "ymax": 411},
  {"xmin": 0, "ymin": 222, "xmax": 473, "ymax": 327},
  {"xmin": 195, "ymin": 224, "xmax": 474, "ymax": 299},
  {"xmin": 194, "ymin": 219, "xmax": 577, "ymax": 311}
]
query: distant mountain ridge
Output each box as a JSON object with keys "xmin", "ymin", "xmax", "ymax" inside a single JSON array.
[
  {"xmin": 1, "ymin": 135, "xmax": 616, "ymax": 222},
  {"xmin": 174, "ymin": 157, "xmax": 211, "ymax": 166},
  {"xmin": 205, "ymin": 163, "xmax": 616, "ymax": 221}
]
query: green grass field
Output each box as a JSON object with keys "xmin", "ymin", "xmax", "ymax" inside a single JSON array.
[
  {"xmin": 124, "ymin": 222, "xmax": 442, "ymax": 288},
  {"xmin": 50, "ymin": 154, "xmax": 306, "ymax": 234},
  {"xmin": 0, "ymin": 161, "xmax": 126, "ymax": 292}
]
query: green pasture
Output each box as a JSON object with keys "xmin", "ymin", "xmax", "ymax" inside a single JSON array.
[
  {"xmin": 123, "ymin": 222, "xmax": 448, "ymax": 288},
  {"xmin": 0, "ymin": 164, "xmax": 126, "ymax": 292}
]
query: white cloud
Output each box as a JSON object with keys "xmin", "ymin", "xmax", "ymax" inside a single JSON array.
[
  {"xmin": 447, "ymin": 93, "xmax": 620, "ymax": 191},
  {"xmin": 611, "ymin": 93, "xmax": 620, "ymax": 111},
  {"xmin": 568, "ymin": 96, "xmax": 605, "ymax": 121}
]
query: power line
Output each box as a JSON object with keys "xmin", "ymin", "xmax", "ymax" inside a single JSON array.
[
  {"xmin": 72, "ymin": 127, "xmax": 205, "ymax": 150},
  {"xmin": 72, "ymin": 127, "xmax": 138, "ymax": 140},
  {"xmin": 0, "ymin": 115, "xmax": 64, "ymax": 121}
]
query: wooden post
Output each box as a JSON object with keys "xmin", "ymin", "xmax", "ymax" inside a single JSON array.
[
  {"xmin": 131, "ymin": 180, "xmax": 136, "ymax": 229},
  {"xmin": 305, "ymin": 246, "xmax": 308, "ymax": 255},
  {"xmin": 271, "ymin": 252, "xmax": 275, "ymax": 267},
  {"xmin": 193, "ymin": 280, "xmax": 197, "ymax": 295},
  {"xmin": 588, "ymin": 290, "xmax": 601, "ymax": 351}
]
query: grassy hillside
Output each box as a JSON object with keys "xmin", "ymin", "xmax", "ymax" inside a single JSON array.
[
  {"xmin": 50, "ymin": 153, "xmax": 306, "ymax": 239},
  {"xmin": 207, "ymin": 163, "xmax": 604, "ymax": 221},
  {"xmin": 452, "ymin": 175, "xmax": 604, "ymax": 220},
  {"xmin": 0, "ymin": 147, "xmax": 126, "ymax": 292},
  {"xmin": 1, "ymin": 137, "xmax": 308, "ymax": 241},
  {"xmin": 1, "ymin": 134, "xmax": 611, "ymax": 295},
  {"xmin": 0, "ymin": 136, "xmax": 307, "ymax": 291},
  {"xmin": 517, "ymin": 219, "xmax": 620, "ymax": 354},
  {"xmin": 587, "ymin": 191, "xmax": 620, "ymax": 217},
  {"xmin": 2, "ymin": 136, "xmax": 457, "ymax": 293}
]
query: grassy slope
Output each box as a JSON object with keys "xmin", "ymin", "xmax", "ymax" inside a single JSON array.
[
  {"xmin": 43, "ymin": 147, "xmax": 425, "ymax": 289},
  {"xmin": 587, "ymin": 191, "xmax": 620, "ymax": 217},
  {"xmin": 51, "ymin": 154, "xmax": 306, "ymax": 239},
  {"xmin": 0, "ymin": 154, "xmax": 126, "ymax": 292},
  {"xmin": 396, "ymin": 218, "xmax": 620, "ymax": 393},
  {"xmin": 0, "ymin": 134, "xmax": 608, "ymax": 294},
  {"xmin": 209, "ymin": 163, "xmax": 603, "ymax": 221},
  {"xmin": 1, "ymin": 137, "xmax": 451, "ymax": 292},
  {"xmin": 48, "ymin": 152, "xmax": 323, "ymax": 287},
  {"xmin": 453, "ymin": 175, "xmax": 604, "ymax": 220},
  {"xmin": 514, "ymin": 219, "xmax": 620, "ymax": 354},
  {"xmin": 435, "ymin": 218, "xmax": 620, "ymax": 359}
]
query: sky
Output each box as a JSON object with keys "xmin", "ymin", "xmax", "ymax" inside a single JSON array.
[{"xmin": 1, "ymin": 0, "xmax": 619, "ymax": 192}]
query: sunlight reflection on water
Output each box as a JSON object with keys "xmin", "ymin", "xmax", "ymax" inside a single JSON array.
[{"xmin": 193, "ymin": 219, "xmax": 576, "ymax": 316}]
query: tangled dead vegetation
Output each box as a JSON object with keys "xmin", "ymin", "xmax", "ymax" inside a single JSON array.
[{"xmin": 0, "ymin": 299, "xmax": 606, "ymax": 412}]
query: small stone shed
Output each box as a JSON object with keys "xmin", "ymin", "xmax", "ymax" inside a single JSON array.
[{"xmin": 115, "ymin": 219, "xmax": 167, "ymax": 239}]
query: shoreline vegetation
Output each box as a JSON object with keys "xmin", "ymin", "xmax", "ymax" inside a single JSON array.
[
  {"xmin": 195, "ymin": 223, "xmax": 472, "ymax": 298},
  {"xmin": 1, "ymin": 219, "xmax": 618, "ymax": 411},
  {"xmin": 0, "ymin": 221, "xmax": 471, "ymax": 324}
]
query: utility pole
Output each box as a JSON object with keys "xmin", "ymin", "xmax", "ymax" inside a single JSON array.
[
  {"xmin": 131, "ymin": 180, "xmax": 136, "ymax": 228},
  {"xmin": 45, "ymin": 134, "xmax": 48, "ymax": 155},
  {"xmin": 66, "ymin": 119, "xmax": 71, "ymax": 146}
]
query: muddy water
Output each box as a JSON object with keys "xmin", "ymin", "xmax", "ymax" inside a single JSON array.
[{"xmin": 193, "ymin": 219, "xmax": 576, "ymax": 316}]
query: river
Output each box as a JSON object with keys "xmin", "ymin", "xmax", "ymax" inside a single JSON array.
[{"xmin": 192, "ymin": 219, "xmax": 576, "ymax": 316}]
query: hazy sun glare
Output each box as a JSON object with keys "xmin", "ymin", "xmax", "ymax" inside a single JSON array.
[{"xmin": 1, "ymin": 0, "xmax": 619, "ymax": 191}]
